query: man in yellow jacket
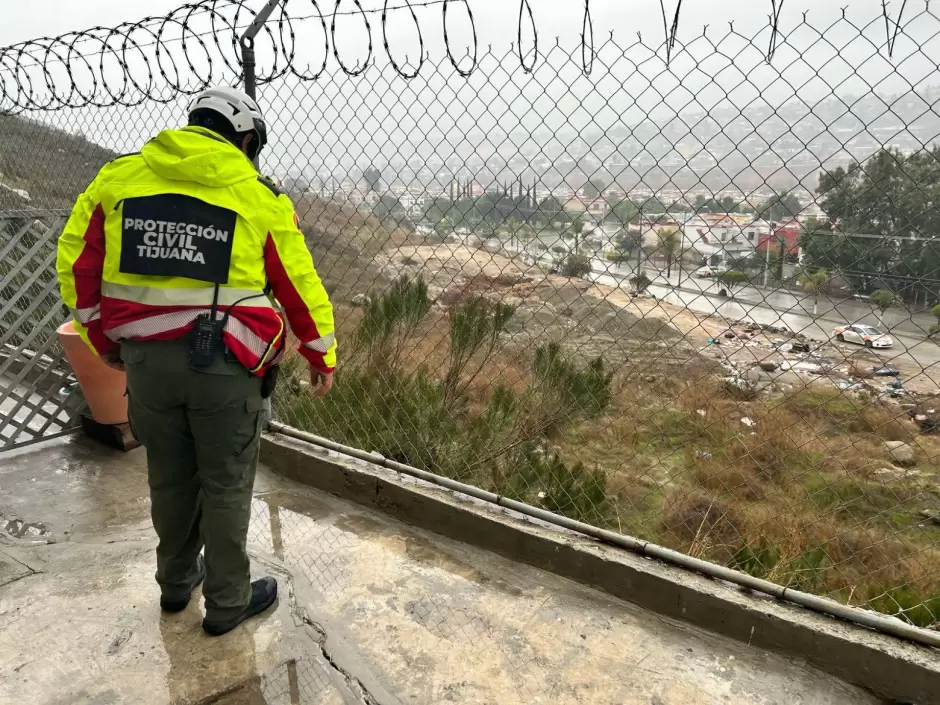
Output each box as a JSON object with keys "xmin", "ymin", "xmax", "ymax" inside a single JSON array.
[{"xmin": 56, "ymin": 87, "xmax": 336, "ymax": 636}]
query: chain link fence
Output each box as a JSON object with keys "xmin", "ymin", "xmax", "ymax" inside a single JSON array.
[{"xmin": 4, "ymin": 0, "xmax": 940, "ymax": 630}]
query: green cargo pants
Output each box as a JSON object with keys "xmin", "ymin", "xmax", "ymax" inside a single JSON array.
[{"xmin": 122, "ymin": 337, "xmax": 265, "ymax": 622}]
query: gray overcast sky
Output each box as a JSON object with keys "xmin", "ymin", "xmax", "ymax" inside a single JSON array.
[
  {"xmin": 0, "ymin": 0, "xmax": 905, "ymax": 52},
  {"xmin": 2, "ymin": 0, "xmax": 934, "ymax": 172}
]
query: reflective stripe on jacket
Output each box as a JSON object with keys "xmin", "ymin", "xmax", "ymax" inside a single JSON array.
[{"xmin": 55, "ymin": 126, "xmax": 336, "ymax": 375}]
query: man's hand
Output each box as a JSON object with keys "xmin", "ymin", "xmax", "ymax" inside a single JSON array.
[
  {"xmin": 309, "ymin": 366, "xmax": 334, "ymax": 397},
  {"xmin": 101, "ymin": 350, "xmax": 125, "ymax": 372}
]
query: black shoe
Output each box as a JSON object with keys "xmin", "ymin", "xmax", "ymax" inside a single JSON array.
[
  {"xmin": 160, "ymin": 555, "xmax": 206, "ymax": 613},
  {"xmin": 202, "ymin": 577, "xmax": 278, "ymax": 636}
]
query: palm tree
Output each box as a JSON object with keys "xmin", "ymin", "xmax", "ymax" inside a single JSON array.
[
  {"xmin": 657, "ymin": 227, "xmax": 682, "ymax": 280},
  {"xmin": 801, "ymin": 269, "xmax": 829, "ymax": 316},
  {"xmin": 569, "ymin": 215, "xmax": 588, "ymax": 252}
]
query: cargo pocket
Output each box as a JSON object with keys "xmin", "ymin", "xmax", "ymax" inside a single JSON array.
[
  {"xmin": 235, "ymin": 397, "xmax": 266, "ymax": 458},
  {"xmin": 122, "ymin": 346, "xmax": 147, "ymax": 444}
]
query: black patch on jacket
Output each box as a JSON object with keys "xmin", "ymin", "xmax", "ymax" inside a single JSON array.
[{"xmin": 119, "ymin": 194, "xmax": 237, "ymax": 284}]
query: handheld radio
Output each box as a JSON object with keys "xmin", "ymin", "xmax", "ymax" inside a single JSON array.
[{"xmin": 189, "ymin": 285, "xmax": 222, "ymax": 368}]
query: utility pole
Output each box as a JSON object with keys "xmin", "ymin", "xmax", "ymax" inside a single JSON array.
[
  {"xmin": 762, "ymin": 236, "xmax": 772, "ymax": 288},
  {"xmin": 240, "ymin": 0, "xmax": 284, "ymax": 169}
]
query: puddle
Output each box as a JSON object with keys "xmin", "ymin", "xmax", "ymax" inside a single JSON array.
[
  {"xmin": 248, "ymin": 496, "xmax": 359, "ymax": 598},
  {"xmin": 252, "ymin": 658, "xmax": 345, "ymax": 705},
  {"xmin": 251, "ymin": 493, "xmax": 529, "ymax": 600}
]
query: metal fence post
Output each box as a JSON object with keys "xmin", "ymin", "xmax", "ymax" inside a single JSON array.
[
  {"xmin": 239, "ymin": 0, "xmax": 284, "ymax": 168},
  {"xmin": 239, "ymin": 0, "xmax": 284, "ymax": 424}
]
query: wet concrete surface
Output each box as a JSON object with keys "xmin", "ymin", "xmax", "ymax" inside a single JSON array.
[{"xmin": 0, "ymin": 436, "xmax": 883, "ymax": 704}]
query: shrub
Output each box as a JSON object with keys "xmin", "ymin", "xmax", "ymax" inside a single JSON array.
[
  {"xmin": 499, "ymin": 442, "xmax": 610, "ymax": 525},
  {"xmin": 356, "ymin": 275, "xmax": 432, "ymax": 372},
  {"xmin": 559, "ymin": 253, "xmax": 592, "ymax": 278},
  {"xmin": 276, "ymin": 281, "xmax": 614, "ymax": 515},
  {"xmin": 730, "ymin": 541, "xmax": 829, "ymax": 593},
  {"xmin": 531, "ymin": 342, "xmax": 614, "ymax": 436},
  {"xmin": 716, "ymin": 269, "xmax": 747, "ymax": 296},
  {"xmin": 865, "ymin": 585, "xmax": 940, "ymax": 629},
  {"xmin": 630, "ymin": 273, "xmax": 652, "ymax": 293},
  {"xmin": 444, "ymin": 296, "xmax": 515, "ymax": 405}
]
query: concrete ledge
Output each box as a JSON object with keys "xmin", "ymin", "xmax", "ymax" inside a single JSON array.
[{"xmin": 262, "ymin": 432, "xmax": 940, "ymax": 703}]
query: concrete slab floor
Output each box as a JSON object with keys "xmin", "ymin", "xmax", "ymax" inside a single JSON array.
[{"xmin": 0, "ymin": 436, "xmax": 884, "ymax": 705}]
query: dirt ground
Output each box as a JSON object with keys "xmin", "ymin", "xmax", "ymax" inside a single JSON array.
[{"xmin": 368, "ymin": 244, "xmax": 940, "ymax": 401}]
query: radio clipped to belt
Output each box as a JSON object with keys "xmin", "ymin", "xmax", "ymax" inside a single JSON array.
[
  {"xmin": 189, "ymin": 284, "xmax": 223, "ymax": 368},
  {"xmin": 190, "ymin": 284, "xmax": 283, "ymax": 396}
]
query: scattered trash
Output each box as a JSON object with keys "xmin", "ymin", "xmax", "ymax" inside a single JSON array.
[
  {"xmin": 784, "ymin": 361, "xmax": 823, "ymax": 374},
  {"xmin": 696, "ymin": 409, "xmax": 706, "ymax": 417},
  {"xmin": 874, "ymin": 367, "xmax": 900, "ymax": 377},
  {"xmin": 790, "ymin": 341, "xmax": 811, "ymax": 354},
  {"xmin": 721, "ymin": 376, "xmax": 759, "ymax": 400},
  {"xmin": 920, "ymin": 510, "xmax": 940, "ymax": 526},
  {"xmin": 909, "ymin": 408, "xmax": 940, "ymax": 434},
  {"xmin": 848, "ymin": 364, "xmax": 875, "ymax": 379},
  {"xmin": 741, "ymin": 417, "xmax": 755, "ymax": 427},
  {"xmin": 774, "ymin": 341, "xmax": 793, "ymax": 353},
  {"xmin": 695, "ymin": 450, "xmax": 713, "ymax": 459}
]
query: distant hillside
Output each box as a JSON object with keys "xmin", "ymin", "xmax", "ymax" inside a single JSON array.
[{"xmin": 0, "ymin": 114, "xmax": 117, "ymax": 211}]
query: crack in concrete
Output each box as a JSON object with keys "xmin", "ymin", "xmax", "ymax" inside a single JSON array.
[
  {"xmin": 0, "ymin": 571, "xmax": 38, "ymax": 589},
  {"xmin": 298, "ymin": 610, "xmax": 379, "ymax": 705},
  {"xmin": 285, "ymin": 583, "xmax": 379, "ymax": 705},
  {"xmin": 0, "ymin": 551, "xmax": 41, "ymax": 588},
  {"xmin": 190, "ymin": 677, "xmax": 260, "ymax": 705}
]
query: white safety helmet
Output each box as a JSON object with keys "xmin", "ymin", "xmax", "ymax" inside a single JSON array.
[{"xmin": 187, "ymin": 86, "xmax": 268, "ymax": 159}]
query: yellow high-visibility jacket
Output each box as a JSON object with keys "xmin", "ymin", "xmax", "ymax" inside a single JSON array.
[{"xmin": 56, "ymin": 126, "xmax": 336, "ymax": 375}]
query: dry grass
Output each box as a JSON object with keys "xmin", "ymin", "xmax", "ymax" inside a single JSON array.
[{"xmin": 542, "ymin": 366, "xmax": 940, "ymax": 625}]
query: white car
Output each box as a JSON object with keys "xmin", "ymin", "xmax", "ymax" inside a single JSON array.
[
  {"xmin": 694, "ymin": 266, "xmax": 725, "ymax": 278},
  {"xmin": 832, "ymin": 324, "xmax": 894, "ymax": 349}
]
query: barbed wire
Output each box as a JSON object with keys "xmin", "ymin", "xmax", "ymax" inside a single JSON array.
[
  {"xmin": 383, "ymin": 0, "xmax": 425, "ymax": 78},
  {"xmin": 767, "ymin": 0, "xmax": 785, "ymax": 61},
  {"xmin": 517, "ymin": 0, "xmax": 536, "ymax": 74},
  {"xmin": 660, "ymin": 0, "xmax": 682, "ymax": 67},
  {"xmin": 581, "ymin": 0, "xmax": 593, "ymax": 76},
  {"xmin": 0, "ymin": 0, "xmax": 921, "ymax": 113},
  {"xmin": 883, "ymin": 0, "xmax": 910, "ymax": 57}
]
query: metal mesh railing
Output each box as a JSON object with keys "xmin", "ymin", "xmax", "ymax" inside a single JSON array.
[
  {"xmin": 0, "ymin": 212, "xmax": 84, "ymax": 447},
  {"xmin": 4, "ymin": 0, "xmax": 940, "ymax": 630}
]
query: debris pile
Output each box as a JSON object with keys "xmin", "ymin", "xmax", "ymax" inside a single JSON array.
[{"xmin": 702, "ymin": 320, "xmax": 940, "ymax": 414}]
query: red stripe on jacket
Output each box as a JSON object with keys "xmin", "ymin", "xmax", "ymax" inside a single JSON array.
[
  {"xmin": 263, "ymin": 233, "xmax": 328, "ymax": 369},
  {"xmin": 72, "ymin": 205, "xmax": 116, "ymax": 356}
]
